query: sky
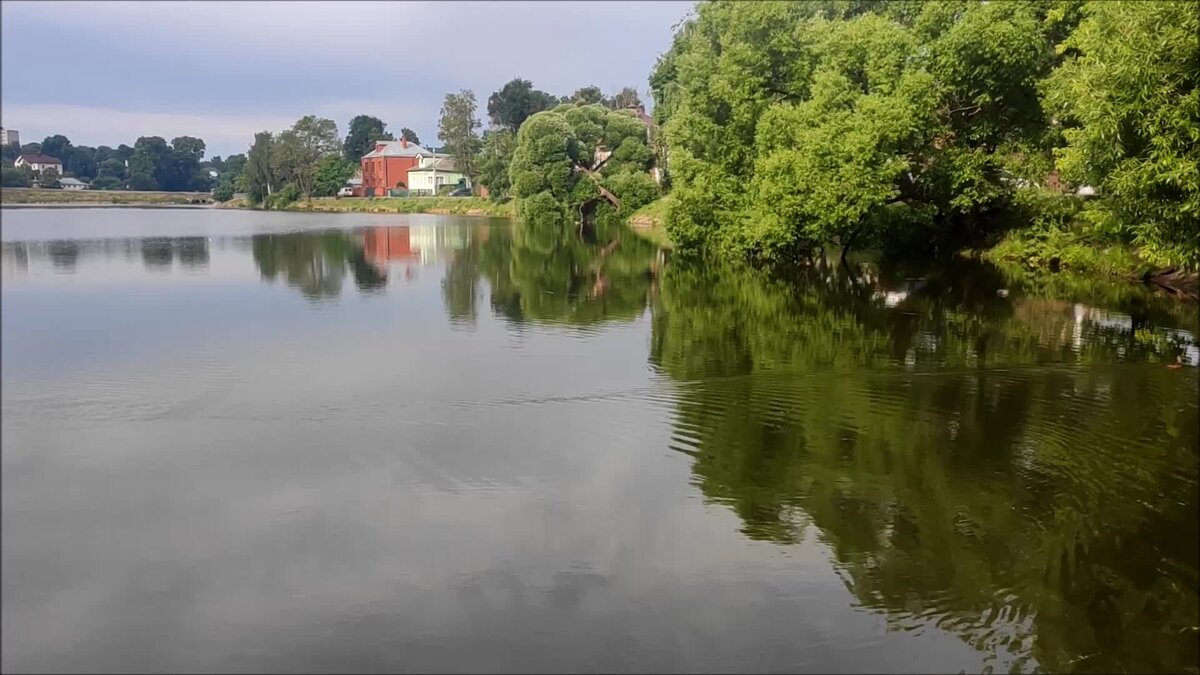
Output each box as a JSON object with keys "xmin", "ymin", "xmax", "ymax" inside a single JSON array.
[{"xmin": 1, "ymin": 1, "xmax": 692, "ymax": 158}]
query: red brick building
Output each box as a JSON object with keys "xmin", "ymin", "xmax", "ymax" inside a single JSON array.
[{"xmin": 360, "ymin": 139, "xmax": 428, "ymax": 196}]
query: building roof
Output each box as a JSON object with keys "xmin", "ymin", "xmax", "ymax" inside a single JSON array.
[
  {"xmin": 59, "ymin": 177, "xmax": 88, "ymax": 186},
  {"xmin": 361, "ymin": 140, "xmax": 429, "ymax": 159},
  {"xmin": 17, "ymin": 153, "xmax": 62, "ymax": 165},
  {"xmin": 408, "ymin": 157, "xmax": 458, "ymax": 173}
]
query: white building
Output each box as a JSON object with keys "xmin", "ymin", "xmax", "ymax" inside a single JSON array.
[
  {"xmin": 406, "ymin": 154, "xmax": 469, "ymax": 195},
  {"xmin": 15, "ymin": 154, "xmax": 62, "ymax": 173},
  {"xmin": 59, "ymin": 178, "xmax": 89, "ymax": 191},
  {"xmin": 0, "ymin": 128, "xmax": 18, "ymax": 146}
]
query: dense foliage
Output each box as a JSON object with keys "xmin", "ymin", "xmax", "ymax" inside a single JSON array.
[
  {"xmin": 342, "ymin": 115, "xmax": 394, "ymax": 164},
  {"xmin": 438, "ymin": 90, "xmax": 484, "ymax": 189},
  {"xmin": 0, "ymin": 132, "xmax": 218, "ymax": 192},
  {"xmin": 651, "ymin": 0, "xmax": 1199, "ymax": 269},
  {"xmin": 1042, "ymin": 0, "xmax": 1200, "ymax": 268},
  {"xmin": 508, "ymin": 103, "xmax": 658, "ymax": 229}
]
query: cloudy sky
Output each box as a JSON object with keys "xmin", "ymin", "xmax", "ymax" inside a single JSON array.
[{"xmin": 1, "ymin": 1, "xmax": 691, "ymax": 158}]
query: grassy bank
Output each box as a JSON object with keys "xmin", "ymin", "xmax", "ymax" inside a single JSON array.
[
  {"xmin": 626, "ymin": 195, "xmax": 673, "ymax": 249},
  {"xmin": 280, "ymin": 196, "xmax": 514, "ymax": 217},
  {"xmin": 1, "ymin": 187, "xmax": 212, "ymax": 205}
]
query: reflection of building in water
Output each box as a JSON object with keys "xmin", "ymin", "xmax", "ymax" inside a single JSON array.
[{"xmin": 360, "ymin": 226, "xmax": 472, "ymax": 280}]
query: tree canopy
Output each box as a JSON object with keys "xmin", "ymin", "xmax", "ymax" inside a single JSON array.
[
  {"xmin": 342, "ymin": 114, "xmax": 393, "ymax": 164},
  {"xmin": 439, "ymin": 90, "xmax": 484, "ymax": 185},
  {"xmin": 649, "ymin": 0, "xmax": 1197, "ymax": 269},
  {"xmin": 487, "ymin": 78, "xmax": 559, "ymax": 131},
  {"xmin": 509, "ymin": 104, "xmax": 658, "ymax": 229}
]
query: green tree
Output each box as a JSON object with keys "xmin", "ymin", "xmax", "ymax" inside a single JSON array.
[
  {"xmin": 243, "ymin": 131, "xmax": 276, "ymax": 206},
  {"xmin": 509, "ymin": 104, "xmax": 659, "ymax": 229},
  {"xmin": 438, "ymin": 90, "xmax": 484, "ymax": 185},
  {"xmin": 127, "ymin": 136, "xmax": 171, "ymax": 190},
  {"xmin": 40, "ymin": 134, "xmax": 71, "ymax": 161},
  {"xmin": 38, "ymin": 166, "xmax": 61, "ymax": 189},
  {"xmin": 570, "ymin": 86, "xmax": 606, "ymax": 106},
  {"xmin": 487, "ymin": 78, "xmax": 559, "ymax": 130},
  {"xmin": 169, "ymin": 136, "xmax": 208, "ymax": 191},
  {"xmin": 1, "ymin": 166, "xmax": 32, "ymax": 187},
  {"xmin": 477, "ymin": 129, "xmax": 517, "ymax": 199},
  {"xmin": 342, "ymin": 114, "xmax": 394, "ymax": 163},
  {"xmin": 400, "ymin": 127, "xmax": 421, "ymax": 145},
  {"xmin": 1042, "ymin": 0, "xmax": 1200, "ymax": 268},
  {"xmin": 20, "ymin": 142, "xmax": 42, "ymax": 156},
  {"xmin": 2, "ymin": 141, "xmax": 20, "ymax": 164},
  {"xmin": 276, "ymin": 116, "xmax": 340, "ymax": 200},
  {"xmin": 610, "ymin": 86, "xmax": 642, "ymax": 109},
  {"xmin": 313, "ymin": 155, "xmax": 357, "ymax": 197},
  {"xmin": 64, "ymin": 146, "xmax": 98, "ymax": 180}
]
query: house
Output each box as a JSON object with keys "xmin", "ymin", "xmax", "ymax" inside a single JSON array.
[
  {"xmin": 360, "ymin": 138, "xmax": 428, "ymax": 196},
  {"xmin": 623, "ymin": 104, "xmax": 664, "ymax": 184},
  {"xmin": 15, "ymin": 154, "xmax": 62, "ymax": 173},
  {"xmin": 0, "ymin": 128, "xmax": 18, "ymax": 146},
  {"xmin": 59, "ymin": 177, "xmax": 89, "ymax": 191},
  {"xmin": 406, "ymin": 154, "xmax": 468, "ymax": 196}
]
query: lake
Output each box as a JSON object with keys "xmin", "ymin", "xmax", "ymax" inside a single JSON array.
[{"xmin": 2, "ymin": 207, "xmax": 1197, "ymax": 673}]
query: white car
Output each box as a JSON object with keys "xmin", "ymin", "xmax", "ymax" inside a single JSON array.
[{"xmin": 337, "ymin": 186, "xmax": 354, "ymax": 198}]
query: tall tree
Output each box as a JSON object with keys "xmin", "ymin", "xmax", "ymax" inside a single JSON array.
[
  {"xmin": 400, "ymin": 127, "xmax": 421, "ymax": 145},
  {"xmin": 610, "ymin": 87, "xmax": 642, "ymax": 109},
  {"xmin": 439, "ymin": 90, "xmax": 484, "ymax": 185},
  {"xmin": 169, "ymin": 136, "xmax": 208, "ymax": 191},
  {"xmin": 487, "ymin": 78, "xmax": 558, "ymax": 130},
  {"xmin": 244, "ymin": 131, "xmax": 276, "ymax": 205},
  {"xmin": 40, "ymin": 135, "xmax": 72, "ymax": 161},
  {"xmin": 477, "ymin": 129, "xmax": 517, "ymax": 198},
  {"xmin": 342, "ymin": 114, "xmax": 393, "ymax": 163},
  {"xmin": 128, "ymin": 136, "xmax": 172, "ymax": 190},
  {"xmin": 570, "ymin": 86, "xmax": 606, "ymax": 106},
  {"xmin": 276, "ymin": 116, "xmax": 340, "ymax": 200}
]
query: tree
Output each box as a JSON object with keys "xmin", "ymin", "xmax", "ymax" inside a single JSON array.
[
  {"xmin": 40, "ymin": 135, "xmax": 72, "ymax": 161},
  {"xmin": 65, "ymin": 146, "xmax": 98, "ymax": 180},
  {"xmin": 169, "ymin": 136, "xmax": 208, "ymax": 191},
  {"xmin": 244, "ymin": 131, "xmax": 276, "ymax": 206},
  {"xmin": 477, "ymin": 129, "xmax": 517, "ymax": 198},
  {"xmin": 400, "ymin": 127, "xmax": 421, "ymax": 145},
  {"xmin": 1042, "ymin": 0, "xmax": 1200, "ymax": 268},
  {"xmin": 128, "ymin": 136, "xmax": 172, "ymax": 190},
  {"xmin": 313, "ymin": 155, "xmax": 357, "ymax": 197},
  {"xmin": 343, "ymin": 114, "xmax": 394, "ymax": 163},
  {"xmin": 487, "ymin": 78, "xmax": 559, "ymax": 130},
  {"xmin": 38, "ymin": 166, "xmax": 61, "ymax": 189},
  {"xmin": 439, "ymin": 90, "xmax": 484, "ymax": 185},
  {"xmin": 611, "ymin": 87, "xmax": 642, "ymax": 109},
  {"xmin": 276, "ymin": 116, "xmax": 340, "ymax": 200},
  {"xmin": 509, "ymin": 104, "xmax": 657, "ymax": 228},
  {"xmin": 570, "ymin": 86, "xmax": 606, "ymax": 106},
  {"xmin": 1, "ymin": 166, "xmax": 32, "ymax": 187},
  {"xmin": 2, "ymin": 142, "xmax": 21, "ymax": 164},
  {"xmin": 654, "ymin": 1, "xmax": 1070, "ymax": 261},
  {"xmin": 20, "ymin": 142, "xmax": 42, "ymax": 155}
]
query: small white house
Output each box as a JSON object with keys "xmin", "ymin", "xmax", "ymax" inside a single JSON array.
[
  {"xmin": 406, "ymin": 155, "xmax": 468, "ymax": 195},
  {"xmin": 59, "ymin": 177, "xmax": 89, "ymax": 191},
  {"xmin": 15, "ymin": 154, "xmax": 63, "ymax": 173}
]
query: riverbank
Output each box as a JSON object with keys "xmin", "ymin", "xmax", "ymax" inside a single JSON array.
[
  {"xmin": 627, "ymin": 196, "xmax": 673, "ymax": 249},
  {"xmin": 0, "ymin": 187, "xmax": 213, "ymax": 205},
  {"xmin": 264, "ymin": 196, "xmax": 514, "ymax": 218}
]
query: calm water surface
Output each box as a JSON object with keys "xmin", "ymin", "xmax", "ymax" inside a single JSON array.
[{"xmin": 2, "ymin": 208, "xmax": 1197, "ymax": 673}]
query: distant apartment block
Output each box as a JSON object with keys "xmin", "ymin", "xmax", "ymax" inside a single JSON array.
[{"xmin": 0, "ymin": 127, "xmax": 19, "ymax": 146}]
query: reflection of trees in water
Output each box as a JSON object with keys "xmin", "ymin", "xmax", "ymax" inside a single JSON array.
[
  {"xmin": 251, "ymin": 230, "xmax": 392, "ymax": 301},
  {"xmin": 47, "ymin": 240, "xmax": 81, "ymax": 272},
  {"xmin": 442, "ymin": 218, "xmax": 661, "ymax": 328},
  {"xmin": 650, "ymin": 259, "xmax": 1199, "ymax": 673},
  {"xmin": 175, "ymin": 237, "xmax": 209, "ymax": 269}
]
